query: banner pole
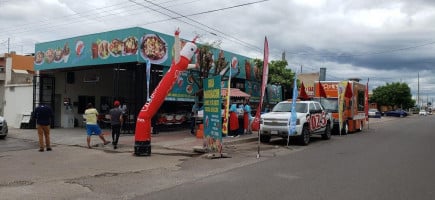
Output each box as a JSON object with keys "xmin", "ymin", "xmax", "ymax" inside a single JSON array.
[{"xmin": 257, "ymin": 129, "xmax": 260, "ymax": 158}]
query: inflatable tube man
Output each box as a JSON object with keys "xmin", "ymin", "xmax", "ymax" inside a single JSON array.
[{"xmin": 134, "ymin": 40, "xmax": 197, "ymax": 156}]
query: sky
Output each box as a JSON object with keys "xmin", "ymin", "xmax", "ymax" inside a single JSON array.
[{"xmin": 1, "ymin": 0, "xmax": 434, "ymax": 104}]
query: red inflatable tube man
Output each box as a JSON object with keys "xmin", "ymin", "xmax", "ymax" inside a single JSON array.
[{"xmin": 134, "ymin": 41, "xmax": 197, "ymax": 156}]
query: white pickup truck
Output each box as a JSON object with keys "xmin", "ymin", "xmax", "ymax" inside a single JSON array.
[{"xmin": 260, "ymin": 100, "xmax": 333, "ymax": 145}]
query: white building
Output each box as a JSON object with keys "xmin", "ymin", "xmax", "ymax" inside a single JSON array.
[{"xmin": 0, "ymin": 52, "xmax": 34, "ymax": 128}]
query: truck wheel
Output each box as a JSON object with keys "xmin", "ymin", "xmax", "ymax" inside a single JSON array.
[
  {"xmin": 341, "ymin": 122, "xmax": 349, "ymax": 135},
  {"xmin": 260, "ymin": 134, "xmax": 271, "ymax": 143},
  {"xmin": 322, "ymin": 123, "xmax": 332, "ymax": 140},
  {"xmin": 298, "ymin": 126, "xmax": 310, "ymax": 146}
]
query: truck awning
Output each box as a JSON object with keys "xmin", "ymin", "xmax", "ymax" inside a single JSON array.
[{"xmin": 221, "ymin": 88, "xmax": 250, "ymax": 98}]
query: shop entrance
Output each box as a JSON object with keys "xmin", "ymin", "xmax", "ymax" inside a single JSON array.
[{"xmin": 33, "ymin": 75, "xmax": 55, "ymax": 128}]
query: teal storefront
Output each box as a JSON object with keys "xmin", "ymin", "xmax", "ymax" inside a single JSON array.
[{"xmin": 33, "ymin": 26, "xmax": 276, "ymax": 129}]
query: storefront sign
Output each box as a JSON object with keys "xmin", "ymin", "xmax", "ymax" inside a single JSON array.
[
  {"xmin": 35, "ymin": 27, "xmax": 257, "ymax": 80},
  {"xmin": 34, "ymin": 27, "xmax": 174, "ymax": 70}
]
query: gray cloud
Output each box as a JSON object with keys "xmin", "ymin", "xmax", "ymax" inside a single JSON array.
[{"xmin": 0, "ymin": 0, "xmax": 434, "ymax": 102}]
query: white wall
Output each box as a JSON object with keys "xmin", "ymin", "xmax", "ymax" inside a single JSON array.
[{"xmin": 4, "ymin": 84, "xmax": 33, "ymax": 128}]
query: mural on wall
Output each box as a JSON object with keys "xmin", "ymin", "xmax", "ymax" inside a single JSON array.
[
  {"xmin": 35, "ymin": 26, "xmax": 262, "ymax": 102},
  {"xmin": 165, "ymin": 71, "xmax": 199, "ymax": 101},
  {"xmin": 245, "ymin": 80, "xmax": 261, "ymax": 102},
  {"xmin": 266, "ymin": 84, "xmax": 282, "ymax": 104},
  {"xmin": 34, "ymin": 27, "xmax": 173, "ymax": 69}
]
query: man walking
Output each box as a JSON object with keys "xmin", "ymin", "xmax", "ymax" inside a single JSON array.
[
  {"xmin": 84, "ymin": 103, "xmax": 110, "ymax": 149},
  {"xmin": 33, "ymin": 104, "xmax": 53, "ymax": 152},
  {"xmin": 109, "ymin": 100, "xmax": 123, "ymax": 149}
]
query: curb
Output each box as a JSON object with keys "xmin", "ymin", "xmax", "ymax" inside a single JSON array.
[{"xmin": 224, "ymin": 136, "xmax": 258, "ymax": 145}]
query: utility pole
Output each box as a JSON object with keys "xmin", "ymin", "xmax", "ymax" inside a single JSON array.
[
  {"xmin": 417, "ymin": 72, "xmax": 420, "ymax": 108},
  {"xmin": 7, "ymin": 37, "xmax": 10, "ymax": 53}
]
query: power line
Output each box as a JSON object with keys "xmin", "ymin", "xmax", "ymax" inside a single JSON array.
[
  {"xmin": 138, "ymin": 0, "xmax": 267, "ymax": 51},
  {"xmin": 2, "ymin": 0, "xmax": 272, "ymax": 58},
  {"xmin": 0, "ymin": 0, "xmax": 203, "ymax": 38},
  {"xmin": 285, "ymin": 40, "xmax": 435, "ymax": 59}
]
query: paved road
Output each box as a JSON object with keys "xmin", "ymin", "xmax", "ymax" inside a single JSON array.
[
  {"xmin": 136, "ymin": 115, "xmax": 435, "ymax": 200},
  {"xmin": 1, "ymin": 115, "xmax": 432, "ymax": 199},
  {"xmin": 0, "ymin": 137, "xmax": 38, "ymax": 152}
]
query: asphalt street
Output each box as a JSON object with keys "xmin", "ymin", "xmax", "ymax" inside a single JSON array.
[
  {"xmin": 1, "ymin": 115, "xmax": 433, "ymax": 200},
  {"xmin": 138, "ymin": 115, "xmax": 435, "ymax": 200}
]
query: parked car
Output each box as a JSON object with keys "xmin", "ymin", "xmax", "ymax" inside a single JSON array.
[
  {"xmin": 260, "ymin": 100, "xmax": 333, "ymax": 145},
  {"xmin": 368, "ymin": 108, "xmax": 382, "ymax": 118},
  {"xmin": 384, "ymin": 109, "xmax": 408, "ymax": 117},
  {"xmin": 419, "ymin": 110, "xmax": 428, "ymax": 116},
  {"xmin": 0, "ymin": 116, "xmax": 8, "ymax": 139}
]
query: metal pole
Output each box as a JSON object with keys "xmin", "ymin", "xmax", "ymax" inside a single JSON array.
[{"xmin": 257, "ymin": 129, "xmax": 260, "ymax": 158}]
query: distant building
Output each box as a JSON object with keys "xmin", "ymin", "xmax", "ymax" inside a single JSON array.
[{"xmin": 0, "ymin": 51, "xmax": 34, "ymax": 128}]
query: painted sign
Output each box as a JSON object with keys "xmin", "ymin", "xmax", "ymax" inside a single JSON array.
[
  {"xmin": 245, "ymin": 80, "xmax": 261, "ymax": 102},
  {"xmin": 34, "ymin": 27, "xmax": 173, "ymax": 70},
  {"xmin": 203, "ymin": 75, "xmax": 222, "ymax": 153},
  {"xmin": 35, "ymin": 27, "xmax": 257, "ymax": 79},
  {"xmin": 166, "ymin": 71, "xmax": 198, "ymax": 102},
  {"xmin": 298, "ymin": 72, "xmax": 320, "ymax": 97},
  {"xmin": 266, "ymin": 84, "xmax": 282, "ymax": 104}
]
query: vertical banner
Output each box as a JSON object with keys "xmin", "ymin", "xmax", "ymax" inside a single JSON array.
[
  {"xmin": 203, "ymin": 76, "xmax": 222, "ymax": 153},
  {"xmin": 222, "ymin": 66, "xmax": 232, "ymax": 136},
  {"xmin": 338, "ymin": 81, "xmax": 347, "ymax": 135},
  {"xmin": 288, "ymin": 74, "xmax": 298, "ymax": 136},
  {"xmin": 146, "ymin": 59, "xmax": 151, "ymax": 102},
  {"xmin": 252, "ymin": 37, "xmax": 269, "ymax": 131}
]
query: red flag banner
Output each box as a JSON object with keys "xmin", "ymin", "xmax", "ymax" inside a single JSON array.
[
  {"xmin": 345, "ymin": 82, "xmax": 353, "ymax": 98},
  {"xmin": 318, "ymin": 81, "xmax": 327, "ymax": 98},
  {"xmin": 252, "ymin": 37, "xmax": 269, "ymax": 131},
  {"xmin": 299, "ymin": 81, "xmax": 309, "ymax": 100}
]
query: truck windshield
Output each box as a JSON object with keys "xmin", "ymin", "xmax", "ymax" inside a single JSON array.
[
  {"xmin": 313, "ymin": 98, "xmax": 338, "ymax": 112},
  {"xmin": 272, "ymin": 102, "xmax": 307, "ymax": 113}
]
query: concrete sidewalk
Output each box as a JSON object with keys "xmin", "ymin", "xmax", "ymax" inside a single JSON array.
[{"xmin": 7, "ymin": 127, "xmax": 258, "ymax": 155}]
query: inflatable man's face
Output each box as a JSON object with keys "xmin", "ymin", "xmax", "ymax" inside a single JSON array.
[{"xmin": 180, "ymin": 42, "xmax": 197, "ymax": 60}]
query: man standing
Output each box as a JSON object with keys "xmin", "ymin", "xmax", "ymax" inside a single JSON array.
[
  {"xmin": 190, "ymin": 102, "xmax": 199, "ymax": 135},
  {"xmin": 109, "ymin": 100, "xmax": 123, "ymax": 149},
  {"xmin": 84, "ymin": 103, "xmax": 110, "ymax": 149},
  {"xmin": 34, "ymin": 104, "xmax": 53, "ymax": 152},
  {"xmin": 243, "ymin": 100, "xmax": 252, "ymax": 134}
]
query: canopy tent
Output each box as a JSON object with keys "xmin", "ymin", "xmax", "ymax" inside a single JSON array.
[{"xmin": 221, "ymin": 88, "xmax": 250, "ymax": 98}]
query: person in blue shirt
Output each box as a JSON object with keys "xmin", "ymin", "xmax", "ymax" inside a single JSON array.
[
  {"xmin": 33, "ymin": 104, "xmax": 53, "ymax": 152},
  {"xmin": 229, "ymin": 104, "xmax": 239, "ymax": 137},
  {"xmin": 243, "ymin": 100, "xmax": 252, "ymax": 134}
]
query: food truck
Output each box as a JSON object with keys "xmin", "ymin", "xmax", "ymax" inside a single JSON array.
[{"xmin": 313, "ymin": 79, "xmax": 368, "ymax": 134}]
